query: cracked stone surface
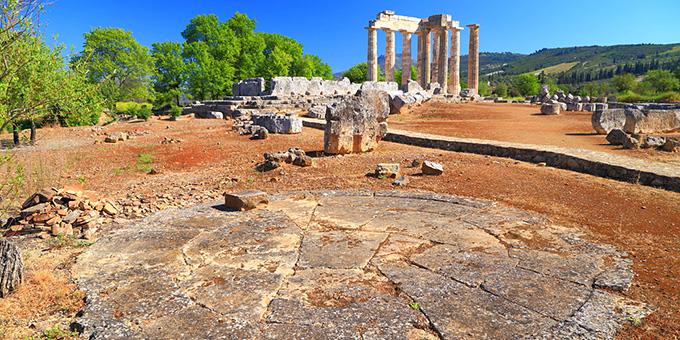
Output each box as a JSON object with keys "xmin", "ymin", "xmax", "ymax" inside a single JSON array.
[{"xmin": 73, "ymin": 190, "xmax": 653, "ymax": 339}]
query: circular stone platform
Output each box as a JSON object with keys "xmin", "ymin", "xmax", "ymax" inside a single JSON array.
[{"xmin": 74, "ymin": 191, "xmax": 651, "ymax": 339}]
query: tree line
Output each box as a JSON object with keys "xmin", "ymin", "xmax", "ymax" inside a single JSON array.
[{"xmin": 0, "ymin": 1, "xmax": 333, "ymax": 145}]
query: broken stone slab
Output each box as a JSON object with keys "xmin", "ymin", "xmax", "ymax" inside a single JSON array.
[
  {"xmin": 592, "ymin": 108, "xmax": 628, "ymax": 134},
  {"xmin": 251, "ymin": 126, "xmax": 269, "ymax": 140},
  {"xmin": 359, "ymin": 81, "xmax": 399, "ymax": 94},
  {"xmin": 252, "ymin": 113, "xmax": 302, "ymax": 134},
  {"xmin": 0, "ymin": 239, "xmax": 24, "ymax": 298},
  {"xmin": 21, "ymin": 188, "xmax": 58, "ymax": 209},
  {"xmin": 541, "ymin": 103, "xmax": 561, "ymax": 115},
  {"xmin": 196, "ymin": 111, "xmax": 224, "ymax": 119},
  {"xmin": 324, "ymin": 90, "xmax": 390, "ymax": 155},
  {"xmin": 105, "ymin": 132, "xmax": 129, "ymax": 143},
  {"xmin": 307, "ymin": 105, "xmax": 327, "ymax": 119},
  {"xmin": 623, "ymin": 108, "xmax": 680, "ymax": 134},
  {"xmin": 404, "ymin": 80, "xmax": 423, "ymax": 93},
  {"xmin": 256, "ymin": 160, "xmax": 281, "ymax": 172},
  {"xmin": 223, "ymin": 191, "xmax": 269, "ymax": 211},
  {"xmin": 640, "ymin": 135, "xmax": 666, "ymax": 149},
  {"xmin": 606, "ymin": 129, "xmax": 628, "ymax": 146},
  {"xmin": 375, "ymin": 164, "xmax": 400, "ymax": 178},
  {"xmin": 232, "ymin": 78, "xmax": 265, "ymax": 97},
  {"xmin": 389, "ymin": 93, "xmax": 416, "ymax": 115},
  {"xmin": 622, "ymin": 135, "xmax": 640, "ymax": 150},
  {"xmin": 422, "ymin": 161, "xmax": 444, "ymax": 176}
]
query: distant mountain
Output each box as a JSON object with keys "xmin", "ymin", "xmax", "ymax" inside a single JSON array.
[{"xmin": 336, "ymin": 43, "xmax": 680, "ymax": 85}]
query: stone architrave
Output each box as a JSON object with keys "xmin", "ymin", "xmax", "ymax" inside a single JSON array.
[
  {"xmin": 368, "ymin": 28, "xmax": 378, "ymax": 81},
  {"xmin": 384, "ymin": 29, "xmax": 396, "ymax": 82},
  {"xmin": 401, "ymin": 31, "xmax": 412, "ymax": 86},
  {"xmin": 448, "ymin": 28, "xmax": 462, "ymax": 96},
  {"xmin": 467, "ymin": 24, "xmax": 480, "ymax": 93},
  {"xmin": 324, "ymin": 90, "xmax": 390, "ymax": 154}
]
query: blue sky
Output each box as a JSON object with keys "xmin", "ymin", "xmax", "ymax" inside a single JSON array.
[{"xmin": 42, "ymin": 0, "xmax": 680, "ymax": 72}]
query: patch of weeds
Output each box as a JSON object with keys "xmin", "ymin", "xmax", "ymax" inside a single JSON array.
[
  {"xmin": 135, "ymin": 153, "xmax": 154, "ymax": 173},
  {"xmin": 377, "ymin": 174, "xmax": 387, "ymax": 180},
  {"xmin": 46, "ymin": 234, "xmax": 90, "ymax": 250},
  {"xmin": 76, "ymin": 175, "xmax": 86, "ymax": 185},
  {"xmin": 247, "ymin": 176, "xmax": 255, "ymax": 183},
  {"xmin": 113, "ymin": 166, "xmax": 129, "ymax": 176},
  {"xmin": 25, "ymin": 325, "xmax": 78, "ymax": 340},
  {"xmin": 409, "ymin": 302, "xmax": 421, "ymax": 311},
  {"xmin": 627, "ymin": 316, "xmax": 642, "ymax": 327}
]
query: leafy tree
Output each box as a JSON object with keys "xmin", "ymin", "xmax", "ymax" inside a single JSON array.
[
  {"xmin": 494, "ymin": 83, "xmax": 509, "ymax": 97},
  {"xmin": 674, "ymin": 66, "xmax": 680, "ymax": 81},
  {"xmin": 182, "ymin": 14, "xmax": 238, "ymax": 100},
  {"xmin": 342, "ymin": 63, "xmax": 368, "ymax": 83},
  {"xmin": 511, "ymin": 74, "xmax": 540, "ymax": 96},
  {"xmin": 478, "ymin": 81, "xmax": 491, "ymax": 96},
  {"xmin": 641, "ymin": 69, "xmax": 680, "ymax": 93},
  {"xmin": 226, "ymin": 12, "xmax": 265, "ymax": 81},
  {"xmin": 77, "ymin": 27, "xmax": 155, "ymax": 106},
  {"xmin": 151, "ymin": 41, "xmax": 186, "ymax": 108},
  {"xmin": 292, "ymin": 54, "xmax": 333, "ymax": 80},
  {"xmin": 612, "ymin": 73, "xmax": 637, "ymax": 92},
  {"xmin": 394, "ymin": 65, "xmax": 417, "ymax": 84}
]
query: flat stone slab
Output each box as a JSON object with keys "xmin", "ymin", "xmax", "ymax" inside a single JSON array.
[{"xmin": 73, "ymin": 191, "xmax": 652, "ymax": 339}]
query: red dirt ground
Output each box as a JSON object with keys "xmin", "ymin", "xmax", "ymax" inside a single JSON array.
[
  {"xmin": 390, "ymin": 102, "xmax": 680, "ymax": 166},
  {"xmin": 2, "ymin": 107, "xmax": 680, "ymax": 339}
]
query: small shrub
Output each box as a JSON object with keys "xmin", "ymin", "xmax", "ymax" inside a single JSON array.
[
  {"xmin": 169, "ymin": 105, "xmax": 182, "ymax": 120},
  {"xmin": 26, "ymin": 325, "xmax": 79, "ymax": 340},
  {"xmin": 115, "ymin": 102, "xmax": 152, "ymax": 121},
  {"xmin": 135, "ymin": 153, "xmax": 154, "ymax": 173}
]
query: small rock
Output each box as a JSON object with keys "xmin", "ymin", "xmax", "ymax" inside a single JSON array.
[
  {"xmin": 375, "ymin": 163, "xmax": 401, "ymax": 178},
  {"xmin": 422, "ymin": 161, "xmax": 444, "ymax": 176},
  {"xmin": 606, "ymin": 129, "xmax": 628, "ymax": 146},
  {"xmin": 392, "ymin": 175, "xmax": 410, "ymax": 187},
  {"xmin": 622, "ymin": 135, "xmax": 640, "ymax": 150},
  {"xmin": 251, "ymin": 126, "xmax": 269, "ymax": 140},
  {"xmin": 224, "ymin": 190, "xmax": 269, "ymax": 211},
  {"xmin": 661, "ymin": 138, "xmax": 680, "ymax": 152},
  {"xmin": 256, "ymin": 160, "xmax": 281, "ymax": 172}
]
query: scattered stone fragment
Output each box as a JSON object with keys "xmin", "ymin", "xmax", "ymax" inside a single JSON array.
[
  {"xmin": 606, "ymin": 129, "xmax": 628, "ymax": 146},
  {"xmin": 256, "ymin": 160, "xmax": 281, "ymax": 172},
  {"xmin": 661, "ymin": 137, "xmax": 680, "ymax": 152},
  {"xmin": 161, "ymin": 137, "xmax": 182, "ymax": 144},
  {"xmin": 0, "ymin": 239, "xmax": 23, "ymax": 298},
  {"xmin": 104, "ymin": 132, "xmax": 129, "ymax": 143},
  {"xmin": 622, "ymin": 135, "xmax": 640, "ymax": 150},
  {"xmin": 251, "ymin": 126, "xmax": 269, "ymax": 140},
  {"xmin": 223, "ymin": 190, "xmax": 269, "ymax": 211},
  {"xmin": 260, "ymin": 148, "xmax": 314, "ymax": 170},
  {"xmin": 392, "ymin": 175, "xmax": 410, "ymax": 187},
  {"xmin": 640, "ymin": 135, "xmax": 666, "ymax": 149},
  {"xmin": 375, "ymin": 163, "xmax": 401, "ymax": 178},
  {"xmin": 422, "ymin": 161, "xmax": 444, "ymax": 176}
]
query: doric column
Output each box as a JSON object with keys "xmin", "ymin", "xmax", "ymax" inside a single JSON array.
[
  {"xmin": 424, "ymin": 30, "xmax": 431, "ymax": 86},
  {"xmin": 367, "ymin": 28, "xmax": 378, "ymax": 81},
  {"xmin": 432, "ymin": 29, "xmax": 440, "ymax": 83},
  {"xmin": 416, "ymin": 31, "xmax": 425, "ymax": 86},
  {"xmin": 384, "ymin": 29, "xmax": 396, "ymax": 82},
  {"xmin": 401, "ymin": 31, "xmax": 412, "ymax": 86},
  {"xmin": 448, "ymin": 27, "xmax": 461, "ymax": 95},
  {"xmin": 467, "ymin": 24, "xmax": 480, "ymax": 93},
  {"xmin": 437, "ymin": 28, "xmax": 449, "ymax": 93}
]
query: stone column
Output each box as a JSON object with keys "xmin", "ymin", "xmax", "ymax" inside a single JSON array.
[
  {"xmin": 437, "ymin": 28, "xmax": 449, "ymax": 93},
  {"xmin": 448, "ymin": 27, "xmax": 461, "ymax": 95},
  {"xmin": 367, "ymin": 28, "xmax": 378, "ymax": 81},
  {"xmin": 384, "ymin": 29, "xmax": 396, "ymax": 82},
  {"xmin": 416, "ymin": 31, "xmax": 425, "ymax": 87},
  {"xmin": 431, "ymin": 29, "xmax": 440, "ymax": 83},
  {"xmin": 401, "ymin": 31, "xmax": 412, "ymax": 86},
  {"xmin": 467, "ymin": 24, "xmax": 480, "ymax": 93},
  {"xmin": 424, "ymin": 30, "xmax": 431, "ymax": 86}
]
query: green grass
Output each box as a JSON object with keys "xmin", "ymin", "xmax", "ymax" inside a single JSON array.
[
  {"xmin": 135, "ymin": 153, "xmax": 154, "ymax": 173},
  {"xmin": 25, "ymin": 325, "xmax": 79, "ymax": 340},
  {"xmin": 617, "ymin": 90, "xmax": 680, "ymax": 103}
]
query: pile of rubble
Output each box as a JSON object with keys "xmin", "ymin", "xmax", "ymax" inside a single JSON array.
[
  {"xmin": 606, "ymin": 129, "xmax": 680, "ymax": 151},
  {"xmin": 2, "ymin": 188, "xmax": 120, "ymax": 240},
  {"xmin": 256, "ymin": 148, "xmax": 315, "ymax": 172},
  {"xmin": 534, "ymin": 86, "xmax": 610, "ymax": 115}
]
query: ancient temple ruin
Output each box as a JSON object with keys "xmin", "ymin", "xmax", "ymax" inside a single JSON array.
[{"xmin": 367, "ymin": 11, "xmax": 479, "ymax": 96}]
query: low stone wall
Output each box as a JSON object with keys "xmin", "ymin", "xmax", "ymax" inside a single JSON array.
[
  {"xmin": 301, "ymin": 118, "xmax": 680, "ymax": 193},
  {"xmin": 593, "ymin": 104, "xmax": 680, "ymax": 134}
]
